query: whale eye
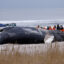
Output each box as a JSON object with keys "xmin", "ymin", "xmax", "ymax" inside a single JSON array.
[{"xmin": 0, "ymin": 29, "xmax": 4, "ymax": 32}]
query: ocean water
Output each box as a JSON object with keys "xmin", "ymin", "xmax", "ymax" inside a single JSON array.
[{"xmin": 0, "ymin": 20, "xmax": 64, "ymax": 27}]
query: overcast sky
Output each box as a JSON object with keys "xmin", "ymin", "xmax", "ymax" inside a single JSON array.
[
  {"xmin": 0, "ymin": 0, "xmax": 64, "ymax": 8},
  {"xmin": 0, "ymin": 0, "xmax": 64, "ymax": 20}
]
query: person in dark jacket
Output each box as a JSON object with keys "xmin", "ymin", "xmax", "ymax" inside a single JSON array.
[{"xmin": 57, "ymin": 24, "xmax": 60, "ymax": 30}]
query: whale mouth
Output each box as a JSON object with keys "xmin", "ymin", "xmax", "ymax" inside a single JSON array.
[{"xmin": 44, "ymin": 34, "xmax": 54, "ymax": 43}]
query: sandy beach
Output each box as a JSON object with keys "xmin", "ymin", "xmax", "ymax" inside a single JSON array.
[{"xmin": 0, "ymin": 42, "xmax": 64, "ymax": 54}]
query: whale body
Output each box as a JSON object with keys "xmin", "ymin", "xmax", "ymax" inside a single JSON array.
[{"xmin": 0, "ymin": 27, "xmax": 64, "ymax": 44}]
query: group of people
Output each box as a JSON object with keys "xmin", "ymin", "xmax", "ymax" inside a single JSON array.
[{"xmin": 36, "ymin": 24, "xmax": 64, "ymax": 32}]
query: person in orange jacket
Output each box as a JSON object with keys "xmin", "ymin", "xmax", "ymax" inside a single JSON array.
[
  {"xmin": 52, "ymin": 25, "xmax": 56, "ymax": 30},
  {"xmin": 60, "ymin": 29, "xmax": 64, "ymax": 32},
  {"xmin": 60, "ymin": 25, "xmax": 64, "ymax": 32},
  {"xmin": 47, "ymin": 26, "xmax": 52, "ymax": 30},
  {"xmin": 49, "ymin": 26, "xmax": 52, "ymax": 30}
]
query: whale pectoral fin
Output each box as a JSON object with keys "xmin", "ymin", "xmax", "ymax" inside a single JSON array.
[{"xmin": 44, "ymin": 34, "xmax": 54, "ymax": 43}]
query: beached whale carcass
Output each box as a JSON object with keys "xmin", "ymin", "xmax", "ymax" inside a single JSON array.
[
  {"xmin": 0, "ymin": 27, "xmax": 64, "ymax": 44},
  {"xmin": 0, "ymin": 27, "xmax": 46, "ymax": 44}
]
